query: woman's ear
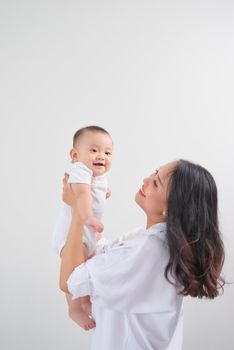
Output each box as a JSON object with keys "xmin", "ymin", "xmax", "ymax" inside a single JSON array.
[{"xmin": 70, "ymin": 148, "xmax": 79, "ymax": 161}]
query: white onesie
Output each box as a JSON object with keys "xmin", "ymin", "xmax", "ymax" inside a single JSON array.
[{"xmin": 53, "ymin": 161, "xmax": 108, "ymax": 257}]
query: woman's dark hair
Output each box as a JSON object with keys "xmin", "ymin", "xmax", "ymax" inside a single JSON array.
[{"xmin": 165, "ymin": 160, "xmax": 225, "ymax": 299}]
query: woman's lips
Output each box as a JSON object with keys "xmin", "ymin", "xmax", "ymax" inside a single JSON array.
[{"xmin": 138, "ymin": 185, "xmax": 146, "ymax": 197}]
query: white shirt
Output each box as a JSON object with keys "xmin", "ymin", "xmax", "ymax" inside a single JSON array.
[
  {"xmin": 53, "ymin": 162, "xmax": 108, "ymax": 256},
  {"xmin": 67, "ymin": 162, "xmax": 108, "ymax": 217},
  {"xmin": 67, "ymin": 223, "xmax": 184, "ymax": 350}
]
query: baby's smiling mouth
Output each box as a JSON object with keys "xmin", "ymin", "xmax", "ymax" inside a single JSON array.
[{"xmin": 93, "ymin": 162, "xmax": 105, "ymax": 167}]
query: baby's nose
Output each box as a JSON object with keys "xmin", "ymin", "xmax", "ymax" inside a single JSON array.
[{"xmin": 97, "ymin": 153, "xmax": 105, "ymax": 159}]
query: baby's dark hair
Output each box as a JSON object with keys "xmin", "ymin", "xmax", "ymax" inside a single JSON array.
[
  {"xmin": 73, "ymin": 125, "xmax": 111, "ymax": 147},
  {"xmin": 165, "ymin": 159, "xmax": 225, "ymax": 299}
]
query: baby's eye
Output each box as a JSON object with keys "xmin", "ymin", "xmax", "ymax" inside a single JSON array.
[
  {"xmin": 90, "ymin": 148, "xmax": 97, "ymax": 153},
  {"xmin": 105, "ymin": 152, "xmax": 112, "ymax": 156},
  {"xmin": 153, "ymin": 180, "xmax": 158, "ymax": 187}
]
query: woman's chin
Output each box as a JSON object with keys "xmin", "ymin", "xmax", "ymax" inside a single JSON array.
[
  {"xmin": 134, "ymin": 193, "xmax": 139, "ymax": 203},
  {"xmin": 135, "ymin": 193, "xmax": 142, "ymax": 207}
]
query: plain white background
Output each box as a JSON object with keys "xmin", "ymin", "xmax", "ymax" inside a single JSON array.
[{"xmin": 0, "ymin": 0, "xmax": 234, "ymax": 349}]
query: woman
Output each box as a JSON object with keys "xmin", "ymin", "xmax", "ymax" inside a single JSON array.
[{"xmin": 60, "ymin": 160, "xmax": 225, "ymax": 350}]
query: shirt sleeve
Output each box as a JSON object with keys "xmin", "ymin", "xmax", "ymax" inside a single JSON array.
[
  {"xmin": 67, "ymin": 235, "xmax": 180, "ymax": 314},
  {"xmin": 66, "ymin": 162, "xmax": 93, "ymax": 184},
  {"xmin": 67, "ymin": 262, "xmax": 95, "ymax": 299}
]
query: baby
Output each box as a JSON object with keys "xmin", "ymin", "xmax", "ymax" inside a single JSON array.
[{"xmin": 53, "ymin": 125, "xmax": 113, "ymax": 330}]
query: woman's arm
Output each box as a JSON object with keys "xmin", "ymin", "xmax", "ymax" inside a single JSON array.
[{"xmin": 59, "ymin": 208, "xmax": 85, "ymax": 293}]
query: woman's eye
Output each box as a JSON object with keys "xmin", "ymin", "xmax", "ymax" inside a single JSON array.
[{"xmin": 153, "ymin": 180, "xmax": 158, "ymax": 187}]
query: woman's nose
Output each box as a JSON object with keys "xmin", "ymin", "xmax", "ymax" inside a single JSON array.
[{"xmin": 143, "ymin": 177, "xmax": 149, "ymax": 185}]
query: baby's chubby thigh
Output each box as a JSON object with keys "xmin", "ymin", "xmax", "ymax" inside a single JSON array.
[{"xmin": 83, "ymin": 225, "xmax": 97, "ymax": 258}]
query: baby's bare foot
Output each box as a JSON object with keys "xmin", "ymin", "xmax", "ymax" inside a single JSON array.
[
  {"xmin": 82, "ymin": 299, "xmax": 92, "ymax": 317},
  {"xmin": 69, "ymin": 304, "xmax": 95, "ymax": 330},
  {"xmin": 84, "ymin": 318, "xmax": 96, "ymax": 331}
]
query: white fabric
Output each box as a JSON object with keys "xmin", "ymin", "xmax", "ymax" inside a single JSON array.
[
  {"xmin": 67, "ymin": 223, "xmax": 184, "ymax": 350},
  {"xmin": 52, "ymin": 162, "xmax": 108, "ymax": 256}
]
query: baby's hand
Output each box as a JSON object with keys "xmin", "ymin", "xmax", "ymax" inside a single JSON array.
[
  {"xmin": 96, "ymin": 232, "xmax": 104, "ymax": 241},
  {"xmin": 84, "ymin": 216, "xmax": 104, "ymax": 233},
  {"xmin": 106, "ymin": 188, "xmax": 111, "ymax": 199}
]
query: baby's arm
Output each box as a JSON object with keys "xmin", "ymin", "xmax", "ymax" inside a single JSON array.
[{"xmin": 71, "ymin": 183, "xmax": 103, "ymax": 232}]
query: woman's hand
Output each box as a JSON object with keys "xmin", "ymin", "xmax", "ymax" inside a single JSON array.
[{"xmin": 62, "ymin": 173, "xmax": 77, "ymax": 208}]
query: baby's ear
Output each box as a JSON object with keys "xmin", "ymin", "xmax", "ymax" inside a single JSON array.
[{"xmin": 70, "ymin": 148, "xmax": 78, "ymax": 161}]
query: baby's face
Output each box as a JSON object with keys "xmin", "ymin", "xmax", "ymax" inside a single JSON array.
[{"xmin": 72, "ymin": 131, "xmax": 113, "ymax": 176}]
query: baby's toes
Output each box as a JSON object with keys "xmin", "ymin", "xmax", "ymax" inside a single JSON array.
[{"xmin": 86, "ymin": 320, "xmax": 96, "ymax": 330}]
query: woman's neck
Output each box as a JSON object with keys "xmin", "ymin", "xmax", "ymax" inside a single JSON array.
[{"xmin": 146, "ymin": 217, "xmax": 167, "ymax": 229}]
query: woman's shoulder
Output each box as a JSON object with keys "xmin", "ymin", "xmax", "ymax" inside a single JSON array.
[
  {"xmin": 95, "ymin": 227, "xmax": 145, "ymax": 254},
  {"xmin": 96, "ymin": 224, "xmax": 168, "ymax": 255}
]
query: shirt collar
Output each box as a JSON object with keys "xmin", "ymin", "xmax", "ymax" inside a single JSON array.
[{"xmin": 147, "ymin": 222, "xmax": 167, "ymax": 237}]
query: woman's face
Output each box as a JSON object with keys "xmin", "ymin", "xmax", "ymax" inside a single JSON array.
[{"xmin": 135, "ymin": 162, "xmax": 177, "ymax": 223}]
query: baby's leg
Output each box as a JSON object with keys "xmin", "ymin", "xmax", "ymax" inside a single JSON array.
[
  {"xmin": 65, "ymin": 293, "xmax": 95, "ymax": 331},
  {"xmin": 64, "ymin": 244, "xmax": 95, "ymax": 330},
  {"xmin": 80, "ymin": 295, "xmax": 92, "ymax": 317},
  {"xmin": 79, "ymin": 243, "xmax": 93, "ymax": 317}
]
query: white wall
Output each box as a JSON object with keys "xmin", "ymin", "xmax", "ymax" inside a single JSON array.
[{"xmin": 0, "ymin": 0, "xmax": 233, "ymax": 349}]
